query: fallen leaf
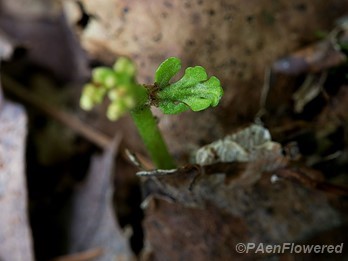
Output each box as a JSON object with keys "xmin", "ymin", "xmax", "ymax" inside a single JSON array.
[
  {"xmin": 273, "ymin": 40, "xmax": 346, "ymax": 75},
  {"xmin": 69, "ymin": 135, "xmax": 134, "ymax": 261},
  {"xmin": 0, "ymin": 28, "xmax": 34, "ymax": 261}
]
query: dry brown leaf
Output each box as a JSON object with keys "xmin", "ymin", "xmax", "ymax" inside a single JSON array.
[
  {"xmin": 0, "ymin": 0, "xmax": 89, "ymax": 81},
  {"xmin": 272, "ymin": 40, "xmax": 346, "ymax": 75},
  {"xmin": 141, "ymin": 168, "xmax": 344, "ymax": 260},
  {"xmin": 0, "ymin": 102, "xmax": 34, "ymax": 260},
  {"xmin": 0, "ymin": 26, "xmax": 34, "ymax": 261},
  {"xmin": 69, "ymin": 136, "xmax": 134, "ymax": 261}
]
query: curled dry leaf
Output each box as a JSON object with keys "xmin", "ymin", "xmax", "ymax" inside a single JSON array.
[
  {"xmin": 0, "ymin": 102, "xmax": 34, "ymax": 261},
  {"xmin": 272, "ymin": 40, "xmax": 346, "ymax": 75},
  {"xmin": 138, "ymin": 124, "xmax": 287, "ymax": 177},
  {"xmin": 69, "ymin": 136, "xmax": 134, "ymax": 261},
  {"xmin": 272, "ymin": 17, "xmax": 348, "ymax": 75},
  {"xmin": 195, "ymin": 124, "xmax": 272, "ymax": 163},
  {"xmin": 0, "ymin": 27, "xmax": 34, "ymax": 261},
  {"xmin": 138, "ymin": 124, "xmax": 288, "ymax": 202}
]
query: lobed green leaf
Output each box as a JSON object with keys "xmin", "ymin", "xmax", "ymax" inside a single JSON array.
[
  {"xmin": 155, "ymin": 57, "xmax": 182, "ymax": 88},
  {"xmin": 156, "ymin": 63, "xmax": 223, "ymax": 114}
]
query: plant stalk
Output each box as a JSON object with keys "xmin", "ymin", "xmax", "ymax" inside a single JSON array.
[{"xmin": 131, "ymin": 106, "xmax": 176, "ymax": 169}]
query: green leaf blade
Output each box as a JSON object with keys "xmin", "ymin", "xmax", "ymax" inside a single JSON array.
[
  {"xmin": 155, "ymin": 57, "xmax": 182, "ymax": 88},
  {"xmin": 158, "ymin": 101, "xmax": 189, "ymax": 114},
  {"xmin": 171, "ymin": 66, "xmax": 208, "ymax": 88},
  {"xmin": 156, "ymin": 65, "xmax": 223, "ymax": 114},
  {"xmin": 185, "ymin": 98, "xmax": 212, "ymax": 111}
]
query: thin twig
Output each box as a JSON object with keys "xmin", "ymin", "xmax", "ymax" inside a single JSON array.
[
  {"xmin": 138, "ymin": 160, "xmax": 348, "ymax": 197},
  {"xmin": 50, "ymin": 248, "xmax": 103, "ymax": 261},
  {"xmin": 255, "ymin": 67, "xmax": 272, "ymax": 122},
  {"xmin": 0, "ymin": 80, "xmax": 3, "ymax": 110},
  {"xmin": 1, "ymin": 73, "xmax": 112, "ymax": 149},
  {"xmin": 276, "ymin": 168, "xmax": 348, "ymax": 197},
  {"xmin": 136, "ymin": 162, "xmax": 247, "ymax": 178}
]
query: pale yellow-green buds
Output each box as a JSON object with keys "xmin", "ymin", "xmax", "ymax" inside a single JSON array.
[{"xmin": 80, "ymin": 57, "xmax": 140, "ymax": 121}]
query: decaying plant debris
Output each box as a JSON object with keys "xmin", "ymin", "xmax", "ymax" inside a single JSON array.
[
  {"xmin": 1, "ymin": 0, "xmax": 348, "ymax": 260},
  {"xmin": 137, "ymin": 124, "xmax": 348, "ymax": 260}
]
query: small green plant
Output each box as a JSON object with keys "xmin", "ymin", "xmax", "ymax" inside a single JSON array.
[{"xmin": 80, "ymin": 57, "xmax": 223, "ymax": 169}]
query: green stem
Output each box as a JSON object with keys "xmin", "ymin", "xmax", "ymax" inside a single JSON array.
[{"xmin": 131, "ymin": 106, "xmax": 176, "ymax": 169}]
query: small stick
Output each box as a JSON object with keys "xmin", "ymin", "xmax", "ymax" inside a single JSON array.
[
  {"xmin": 276, "ymin": 168, "xmax": 348, "ymax": 196},
  {"xmin": 0, "ymin": 81, "xmax": 3, "ymax": 109},
  {"xmin": 255, "ymin": 67, "xmax": 272, "ymax": 122},
  {"xmin": 51, "ymin": 248, "xmax": 103, "ymax": 261},
  {"xmin": 1, "ymin": 73, "xmax": 112, "ymax": 149}
]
